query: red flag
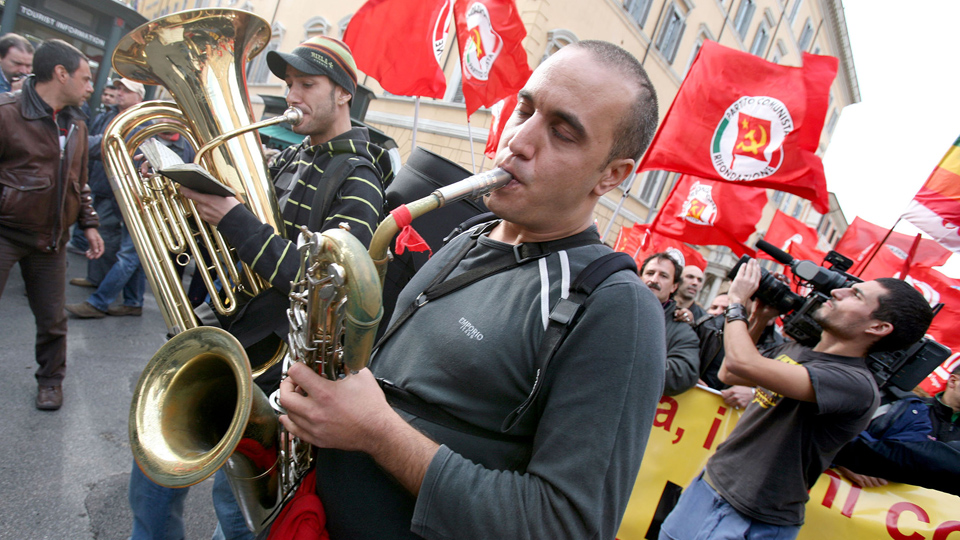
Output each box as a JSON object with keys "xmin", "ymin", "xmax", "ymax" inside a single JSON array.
[
  {"xmin": 484, "ymin": 93, "xmax": 517, "ymax": 159},
  {"xmin": 453, "ymin": 0, "xmax": 532, "ymax": 116},
  {"xmin": 343, "ymin": 0, "xmax": 451, "ymax": 98},
  {"xmin": 637, "ymin": 40, "xmax": 837, "ymax": 213},
  {"xmin": 833, "ymin": 217, "xmax": 952, "ymax": 273},
  {"xmin": 760, "ymin": 210, "xmax": 825, "ymax": 263},
  {"xmin": 614, "ymin": 223, "xmax": 707, "ymax": 271},
  {"xmin": 902, "ymin": 134, "xmax": 960, "ymax": 253},
  {"xmin": 650, "ymin": 175, "xmax": 768, "ymax": 257}
]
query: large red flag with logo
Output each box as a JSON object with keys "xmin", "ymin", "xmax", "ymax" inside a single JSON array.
[
  {"xmin": 484, "ymin": 93, "xmax": 517, "ymax": 159},
  {"xmin": 343, "ymin": 0, "xmax": 451, "ymax": 98},
  {"xmin": 650, "ymin": 175, "xmax": 768, "ymax": 257},
  {"xmin": 637, "ymin": 41, "xmax": 837, "ymax": 213},
  {"xmin": 760, "ymin": 210, "xmax": 826, "ymax": 263},
  {"xmin": 614, "ymin": 223, "xmax": 707, "ymax": 270},
  {"xmin": 833, "ymin": 217, "xmax": 952, "ymax": 275},
  {"xmin": 902, "ymin": 134, "xmax": 960, "ymax": 253},
  {"xmin": 453, "ymin": 0, "xmax": 532, "ymax": 116}
]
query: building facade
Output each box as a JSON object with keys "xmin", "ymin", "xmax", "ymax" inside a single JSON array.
[{"xmin": 135, "ymin": 0, "xmax": 856, "ymax": 303}]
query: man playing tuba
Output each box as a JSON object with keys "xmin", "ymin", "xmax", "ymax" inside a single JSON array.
[{"xmin": 128, "ymin": 36, "xmax": 395, "ymax": 540}]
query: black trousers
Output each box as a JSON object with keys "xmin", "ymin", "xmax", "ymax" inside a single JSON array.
[{"xmin": 0, "ymin": 235, "xmax": 68, "ymax": 386}]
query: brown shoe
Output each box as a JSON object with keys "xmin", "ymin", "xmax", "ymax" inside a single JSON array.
[
  {"xmin": 69, "ymin": 277, "xmax": 96, "ymax": 288},
  {"xmin": 107, "ymin": 305, "xmax": 142, "ymax": 317},
  {"xmin": 36, "ymin": 385, "xmax": 63, "ymax": 410},
  {"xmin": 65, "ymin": 301, "xmax": 106, "ymax": 319}
]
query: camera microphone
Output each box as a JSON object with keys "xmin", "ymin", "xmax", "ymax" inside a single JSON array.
[{"xmin": 755, "ymin": 239, "xmax": 793, "ymax": 266}]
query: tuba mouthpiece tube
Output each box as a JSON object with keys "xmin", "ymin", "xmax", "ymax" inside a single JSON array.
[
  {"xmin": 282, "ymin": 107, "xmax": 303, "ymax": 126},
  {"xmin": 434, "ymin": 167, "xmax": 512, "ymax": 206}
]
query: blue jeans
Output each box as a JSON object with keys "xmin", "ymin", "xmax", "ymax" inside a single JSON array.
[
  {"xmin": 88, "ymin": 225, "xmax": 145, "ymax": 311},
  {"xmin": 129, "ymin": 461, "xmax": 190, "ymax": 540},
  {"xmin": 128, "ymin": 464, "xmax": 253, "ymax": 540},
  {"xmin": 212, "ymin": 469, "xmax": 255, "ymax": 540},
  {"xmin": 70, "ymin": 223, "xmax": 89, "ymax": 251},
  {"xmin": 659, "ymin": 473, "xmax": 801, "ymax": 540},
  {"xmin": 87, "ymin": 194, "xmax": 123, "ymax": 284}
]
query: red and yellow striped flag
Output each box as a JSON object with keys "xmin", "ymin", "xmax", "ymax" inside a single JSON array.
[{"xmin": 903, "ymin": 134, "xmax": 960, "ymax": 253}]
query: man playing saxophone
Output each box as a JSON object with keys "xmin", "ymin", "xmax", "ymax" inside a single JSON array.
[
  {"xmin": 129, "ymin": 36, "xmax": 395, "ymax": 540},
  {"xmin": 277, "ymin": 41, "xmax": 666, "ymax": 539}
]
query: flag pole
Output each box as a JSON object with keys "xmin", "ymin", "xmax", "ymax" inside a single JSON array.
[
  {"xmin": 716, "ymin": 0, "xmax": 735, "ymax": 42},
  {"xmin": 411, "ymin": 96, "xmax": 421, "ymax": 151},
  {"xmin": 601, "ymin": 170, "xmax": 638, "ymax": 244},
  {"xmin": 855, "ymin": 217, "xmax": 901, "ymax": 277},
  {"xmin": 641, "ymin": 0, "xmax": 670, "ymax": 67},
  {"xmin": 466, "ymin": 117, "xmax": 477, "ymax": 174},
  {"xmin": 763, "ymin": 2, "xmax": 787, "ymax": 60}
]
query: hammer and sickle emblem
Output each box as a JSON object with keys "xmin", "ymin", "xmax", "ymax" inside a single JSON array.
[{"xmin": 735, "ymin": 119, "xmax": 768, "ymax": 155}]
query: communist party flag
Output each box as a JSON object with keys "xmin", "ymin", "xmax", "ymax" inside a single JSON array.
[
  {"xmin": 903, "ymin": 134, "xmax": 960, "ymax": 253},
  {"xmin": 343, "ymin": 0, "xmax": 451, "ymax": 98},
  {"xmin": 614, "ymin": 223, "xmax": 707, "ymax": 270},
  {"xmin": 484, "ymin": 93, "xmax": 517, "ymax": 159},
  {"xmin": 637, "ymin": 40, "xmax": 837, "ymax": 213},
  {"xmin": 760, "ymin": 210, "xmax": 826, "ymax": 263},
  {"xmin": 833, "ymin": 217, "xmax": 951, "ymax": 275},
  {"xmin": 453, "ymin": 0, "xmax": 532, "ymax": 116},
  {"xmin": 650, "ymin": 175, "xmax": 767, "ymax": 257}
]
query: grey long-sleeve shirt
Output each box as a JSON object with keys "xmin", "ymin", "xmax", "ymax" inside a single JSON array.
[{"xmin": 316, "ymin": 225, "xmax": 666, "ymax": 539}]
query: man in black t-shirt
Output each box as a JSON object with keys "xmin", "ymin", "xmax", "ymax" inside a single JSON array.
[{"xmin": 660, "ymin": 259, "xmax": 935, "ymax": 540}]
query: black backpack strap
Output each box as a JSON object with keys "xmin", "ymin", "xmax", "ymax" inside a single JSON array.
[
  {"xmin": 375, "ymin": 225, "xmax": 603, "ymax": 350},
  {"xmin": 306, "ymin": 153, "xmax": 379, "ymax": 232},
  {"xmin": 378, "ymin": 378, "xmax": 533, "ymax": 444},
  {"xmin": 501, "ymin": 252, "xmax": 637, "ymax": 432},
  {"xmin": 441, "ymin": 211, "xmax": 498, "ymax": 246}
]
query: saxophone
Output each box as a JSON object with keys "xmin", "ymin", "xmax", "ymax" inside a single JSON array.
[{"xmin": 271, "ymin": 166, "xmax": 513, "ymax": 502}]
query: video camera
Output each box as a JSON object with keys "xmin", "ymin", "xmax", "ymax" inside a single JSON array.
[{"xmin": 728, "ymin": 240, "xmax": 950, "ymax": 390}]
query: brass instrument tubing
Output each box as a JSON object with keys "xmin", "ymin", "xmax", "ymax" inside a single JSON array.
[{"xmin": 194, "ymin": 108, "xmax": 303, "ymax": 167}]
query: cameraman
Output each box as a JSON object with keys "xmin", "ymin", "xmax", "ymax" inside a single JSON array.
[{"xmin": 660, "ymin": 259, "xmax": 934, "ymax": 540}]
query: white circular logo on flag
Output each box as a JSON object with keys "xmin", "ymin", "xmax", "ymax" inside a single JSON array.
[
  {"xmin": 903, "ymin": 275, "xmax": 940, "ymax": 308},
  {"xmin": 462, "ymin": 2, "xmax": 503, "ymax": 82},
  {"xmin": 711, "ymin": 96, "xmax": 794, "ymax": 181}
]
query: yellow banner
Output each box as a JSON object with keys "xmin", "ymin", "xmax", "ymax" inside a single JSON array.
[{"xmin": 617, "ymin": 387, "xmax": 960, "ymax": 540}]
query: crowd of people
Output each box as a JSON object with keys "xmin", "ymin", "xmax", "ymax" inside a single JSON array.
[{"xmin": 0, "ymin": 29, "xmax": 955, "ymax": 540}]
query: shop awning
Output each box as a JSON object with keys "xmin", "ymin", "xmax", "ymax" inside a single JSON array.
[{"xmin": 259, "ymin": 125, "xmax": 303, "ymax": 148}]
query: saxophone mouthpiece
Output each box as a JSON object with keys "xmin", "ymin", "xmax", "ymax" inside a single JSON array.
[
  {"xmin": 283, "ymin": 107, "xmax": 303, "ymax": 126},
  {"xmin": 435, "ymin": 167, "xmax": 513, "ymax": 206}
]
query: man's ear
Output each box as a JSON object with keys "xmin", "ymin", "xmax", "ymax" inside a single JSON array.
[
  {"xmin": 865, "ymin": 320, "xmax": 893, "ymax": 340},
  {"xmin": 53, "ymin": 64, "xmax": 68, "ymax": 83},
  {"xmin": 336, "ymin": 87, "xmax": 351, "ymax": 106},
  {"xmin": 594, "ymin": 157, "xmax": 635, "ymax": 197}
]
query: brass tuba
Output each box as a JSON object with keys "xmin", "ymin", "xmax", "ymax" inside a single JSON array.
[
  {"xmin": 104, "ymin": 8, "xmax": 295, "ymax": 337},
  {"xmin": 114, "ymin": 7, "xmax": 296, "ymax": 533}
]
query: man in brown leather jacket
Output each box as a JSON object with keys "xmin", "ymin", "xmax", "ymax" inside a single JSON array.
[{"xmin": 0, "ymin": 39, "xmax": 103, "ymax": 410}]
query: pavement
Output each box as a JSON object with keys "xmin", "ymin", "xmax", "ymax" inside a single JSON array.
[{"xmin": 0, "ymin": 249, "xmax": 218, "ymax": 539}]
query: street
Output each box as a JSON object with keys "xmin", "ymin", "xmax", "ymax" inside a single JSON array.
[{"xmin": 0, "ymin": 249, "xmax": 218, "ymax": 539}]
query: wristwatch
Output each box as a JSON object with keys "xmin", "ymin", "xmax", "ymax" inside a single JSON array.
[{"xmin": 725, "ymin": 303, "xmax": 748, "ymax": 324}]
